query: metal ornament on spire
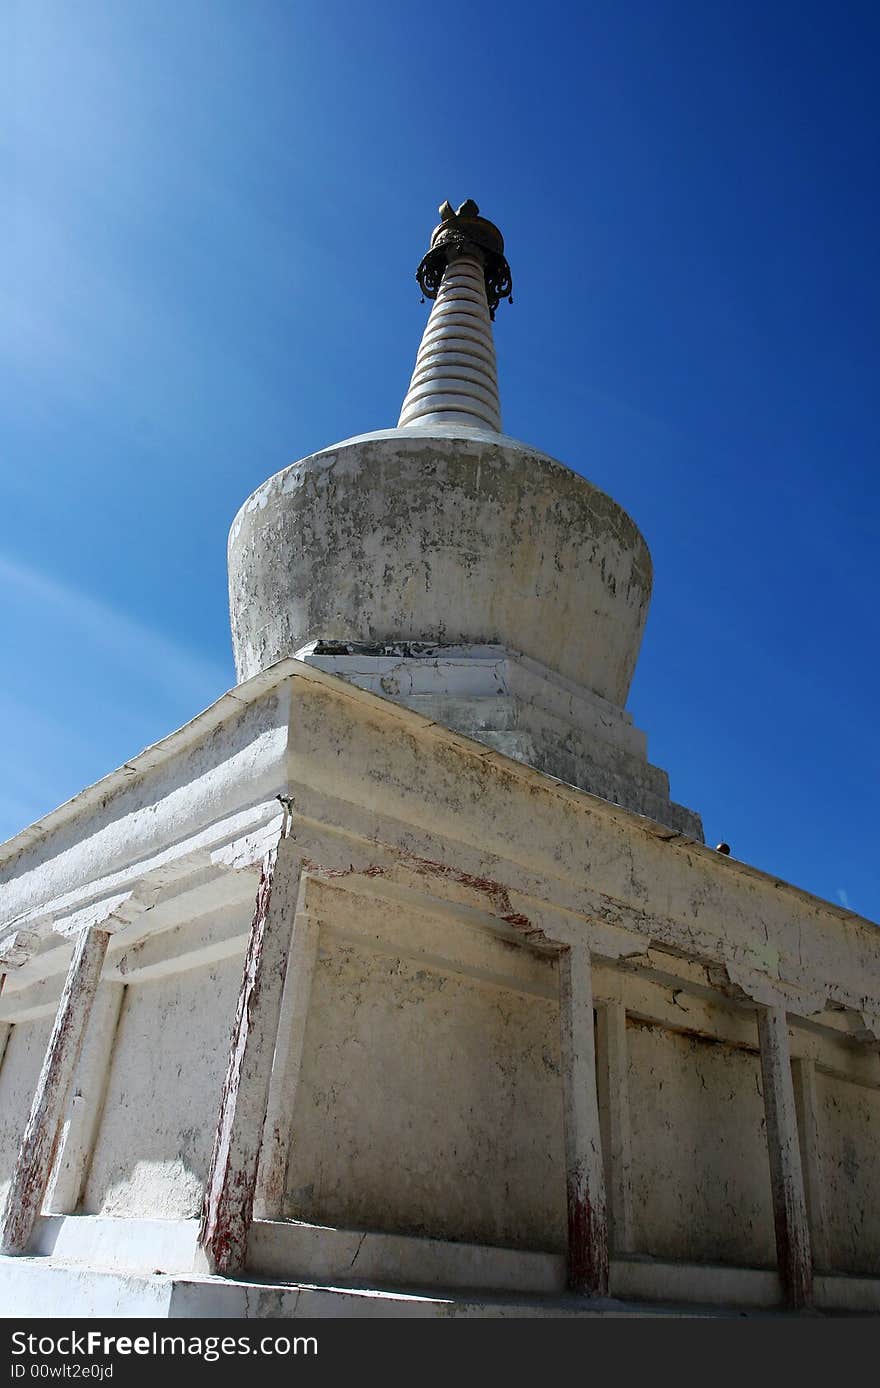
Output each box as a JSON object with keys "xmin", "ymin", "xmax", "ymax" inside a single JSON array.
[
  {"xmin": 398, "ymin": 200, "xmax": 511, "ymax": 433},
  {"xmin": 415, "ymin": 200, "xmax": 513, "ymax": 320}
]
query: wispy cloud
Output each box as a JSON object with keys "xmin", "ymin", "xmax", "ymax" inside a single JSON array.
[
  {"xmin": 0, "ymin": 553, "xmax": 229, "ymax": 710},
  {"xmin": 837, "ymin": 887, "xmax": 851, "ymax": 910}
]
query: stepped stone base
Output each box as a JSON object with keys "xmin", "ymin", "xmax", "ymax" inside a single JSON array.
[
  {"xmin": 3, "ymin": 1216, "xmax": 878, "ymax": 1317},
  {"xmin": 298, "ymin": 642, "xmax": 702, "ymax": 840}
]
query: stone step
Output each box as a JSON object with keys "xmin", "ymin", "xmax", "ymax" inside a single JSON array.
[
  {"xmin": 396, "ymin": 694, "xmax": 519, "ymax": 732},
  {"xmin": 248, "ymin": 1218, "xmax": 560, "ymax": 1295},
  {"xmin": 5, "ymin": 1223, "xmax": 878, "ymax": 1316},
  {"xmin": 396, "ymin": 695, "xmax": 699, "ymax": 836},
  {"xmin": 471, "ymin": 730, "xmax": 538, "ymax": 761},
  {"xmin": 390, "ymin": 694, "xmax": 539, "ymax": 764},
  {"xmin": 393, "ymin": 688, "xmax": 674, "ymax": 806},
  {"xmin": 167, "ymin": 1275, "xmax": 704, "ymax": 1318},
  {"xmin": 7, "ymin": 1258, "xmax": 874, "ymax": 1318},
  {"xmin": 0, "ymin": 1257, "xmax": 758, "ymax": 1319}
]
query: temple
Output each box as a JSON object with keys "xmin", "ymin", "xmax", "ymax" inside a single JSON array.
[{"xmin": 1, "ymin": 202, "xmax": 878, "ymax": 1318}]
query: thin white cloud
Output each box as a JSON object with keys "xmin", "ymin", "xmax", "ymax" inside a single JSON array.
[
  {"xmin": 837, "ymin": 887, "xmax": 851, "ymax": 910},
  {"xmin": 0, "ymin": 553, "xmax": 229, "ymax": 709}
]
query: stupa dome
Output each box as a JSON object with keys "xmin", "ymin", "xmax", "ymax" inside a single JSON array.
[{"xmin": 228, "ymin": 201, "xmax": 652, "ymax": 707}]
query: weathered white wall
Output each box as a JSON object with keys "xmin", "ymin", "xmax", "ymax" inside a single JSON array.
[
  {"xmin": 817, "ymin": 1072, "xmax": 880, "ymax": 1275},
  {"xmin": 0, "ymin": 1017, "xmax": 53, "ymax": 1207},
  {"xmin": 284, "ymin": 677, "xmax": 880, "ymax": 1017},
  {"xmin": 627, "ymin": 1020, "xmax": 776, "ymax": 1268},
  {"xmin": 285, "ymin": 935, "xmax": 567, "ymax": 1251},
  {"xmin": 81, "ymin": 954, "xmax": 244, "ymax": 1219},
  {"xmin": 0, "ymin": 663, "xmax": 877, "ymax": 1309}
]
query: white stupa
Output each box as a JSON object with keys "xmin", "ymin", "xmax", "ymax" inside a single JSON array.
[
  {"xmin": 0, "ymin": 202, "xmax": 877, "ymax": 1320},
  {"xmin": 228, "ymin": 199, "xmax": 701, "ymax": 838}
]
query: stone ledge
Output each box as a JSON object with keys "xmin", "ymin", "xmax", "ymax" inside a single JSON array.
[{"xmin": 4, "ymin": 1237, "xmax": 878, "ymax": 1317}]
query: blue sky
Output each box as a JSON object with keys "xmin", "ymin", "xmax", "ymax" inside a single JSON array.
[{"xmin": 3, "ymin": 1, "xmax": 878, "ymax": 921}]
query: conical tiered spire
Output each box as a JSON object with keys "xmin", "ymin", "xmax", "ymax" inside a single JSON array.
[
  {"xmin": 398, "ymin": 254, "xmax": 501, "ymax": 430},
  {"xmin": 398, "ymin": 200, "xmax": 512, "ymax": 433}
]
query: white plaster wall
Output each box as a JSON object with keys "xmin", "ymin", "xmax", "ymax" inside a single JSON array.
[
  {"xmin": 284, "ymin": 678, "xmax": 880, "ymax": 1018},
  {"xmin": 0, "ymin": 1017, "xmax": 53, "ymax": 1207},
  {"xmin": 285, "ymin": 938, "xmax": 567, "ymax": 1251},
  {"xmin": 627, "ymin": 1021, "xmax": 776, "ymax": 1267},
  {"xmin": 816, "ymin": 1071, "xmax": 880, "ymax": 1276},
  {"xmin": 81, "ymin": 954, "xmax": 244, "ymax": 1219}
]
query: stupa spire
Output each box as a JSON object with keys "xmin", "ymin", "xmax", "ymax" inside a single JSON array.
[{"xmin": 398, "ymin": 199, "xmax": 512, "ymax": 433}]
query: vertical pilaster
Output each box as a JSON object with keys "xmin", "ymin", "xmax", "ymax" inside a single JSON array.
[
  {"xmin": 596, "ymin": 999, "xmax": 634, "ymax": 1254},
  {"xmin": 44, "ymin": 982, "xmax": 124, "ymax": 1214},
  {"xmin": 791, "ymin": 1056, "xmax": 830, "ymax": 1272},
  {"xmin": 0, "ymin": 973, "xmax": 8, "ymax": 1075},
  {"xmin": 757, "ymin": 1005, "xmax": 813, "ymax": 1308},
  {"xmin": 197, "ymin": 833, "xmax": 303, "ymax": 1275},
  {"xmin": 254, "ymin": 907, "xmax": 319, "ymax": 1220},
  {"xmin": 0, "ymin": 926, "xmax": 110, "ymax": 1255},
  {"xmin": 558, "ymin": 941, "xmax": 609, "ymax": 1295}
]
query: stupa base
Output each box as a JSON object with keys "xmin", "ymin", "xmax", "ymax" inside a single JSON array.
[{"xmin": 297, "ymin": 640, "xmax": 702, "ymax": 839}]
